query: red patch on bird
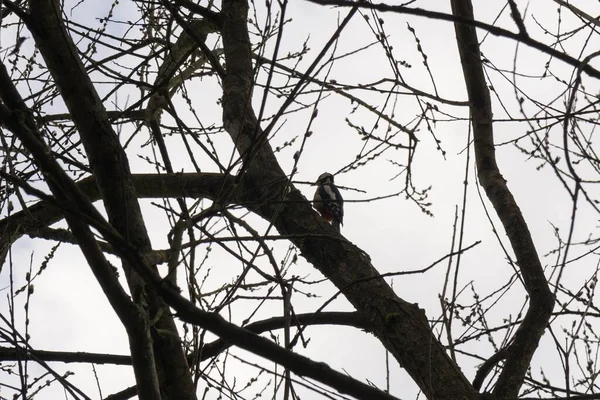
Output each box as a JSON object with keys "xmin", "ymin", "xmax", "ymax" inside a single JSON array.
[{"xmin": 319, "ymin": 210, "xmax": 334, "ymax": 221}]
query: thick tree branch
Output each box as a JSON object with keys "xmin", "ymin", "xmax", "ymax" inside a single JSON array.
[
  {"xmin": 27, "ymin": 1, "xmax": 196, "ymax": 398},
  {"xmin": 0, "ymin": 173, "xmax": 234, "ymax": 263},
  {"xmin": 450, "ymin": 0, "xmax": 554, "ymax": 397},
  {"xmin": 71, "ymin": 221, "xmax": 403, "ymax": 400},
  {"xmin": 0, "ymin": 166, "xmax": 401, "ymax": 400},
  {"xmin": 0, "ymin": 62, "xmax": 162, "ymax": 400},
  {"xmin": 0, "ymin": 167, "xmax": 399, "ymax": 400},
  {"xmin": 217, "ymin": 0, "xmax": 478, "ymax": 398}
]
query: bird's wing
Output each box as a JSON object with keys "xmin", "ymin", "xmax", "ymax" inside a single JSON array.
[
  {"xmin": 329, "ymin": 185, "xmax": 344, "ymax": 221},
  {"xmin": 322, "ymin": 184, "xmax": 343, "ymax": 223}
]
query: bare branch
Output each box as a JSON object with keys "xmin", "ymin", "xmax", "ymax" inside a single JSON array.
[
  {"xmin": 218, "ymin": 0, "xmax": 478, "ymax": 397},
  {"xmin": 27, "ymin": 0, "xmax": 196, "ymax": 397},
  {"xmin": 507, "ymin": 0, "xmax": 528, "ymax": 38},
  {"xmin": 0, "ymin": 311, "xmax": 369, "ymax": 366},
  {"xmin": 450, "ymin": 0, "xmax": 554, "ymax": 397},
  {"xmin": 0, "ymin": 61, "xmax": 161, "ymax": 400},
  {"xmin": 553, "ymin": 0, "xmax": 600, "ymax": 27},
  {"xmin": 303, "ymin": 0, "xmax": 600, "ymax": 79}
]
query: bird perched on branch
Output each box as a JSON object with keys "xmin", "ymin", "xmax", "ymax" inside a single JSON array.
[{"xmin": 313, "ymin": 172, "xmax": 344, "ymax": 233}]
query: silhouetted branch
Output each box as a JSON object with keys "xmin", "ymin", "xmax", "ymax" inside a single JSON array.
[
  {"xmin": 304, "ymin": 0, "xmax": 600, "ymax": 79},
  {"xmin": 0, "ymin": 311, "xmax": 369, "ymax": 365},
  {"xmin": 451, "ymin": 0, "xmax": 554, "ymax": 397}
]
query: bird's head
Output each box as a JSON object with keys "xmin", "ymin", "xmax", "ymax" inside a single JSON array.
[{"xmin": 315, "ymin": 172, "xmax": 334, "ymax": 185}]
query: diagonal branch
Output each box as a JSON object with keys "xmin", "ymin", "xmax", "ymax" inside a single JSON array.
[
  {"xmin": 0, "ymin": 165, "xmax": 476, "ymax": 399},
  {"xmin": 64, "ymin": 215, "xmax": 404, "ymax": 400},
  {"xmin": 450, "ymin": 0, "xmax": 554, "ymax": 397},
  {"xmin": 26, "ymin": 0, "xmax": 196, "ymax": 398},
  {"xmin": 218, "ymin": 0, "xmax": 478, "ymax": 398},
  {"xmin": 0, "ymin": 61, "xmax": 162, "ymax": 400},
  {"xmin": 553, "ymin": 0, "xmax": 600, "ymax": 27},
  {"xmin": 0, "ymin": 168, "xmax": 398, "ymax": 400}
]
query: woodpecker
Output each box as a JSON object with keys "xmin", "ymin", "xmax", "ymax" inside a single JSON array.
[{"xmin": 313, "ymin": 172, "xmax": 344, "ymax": 232}]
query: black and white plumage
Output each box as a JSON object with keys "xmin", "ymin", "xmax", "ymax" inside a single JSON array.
[{"xmin": 313, "ymin": 172, "xmax": 344, "ymax": 232}]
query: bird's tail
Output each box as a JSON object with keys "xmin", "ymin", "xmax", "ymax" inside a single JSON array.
[{"xmin": 332, "ymin": 219, "xmax": 341, "ymax": 233}]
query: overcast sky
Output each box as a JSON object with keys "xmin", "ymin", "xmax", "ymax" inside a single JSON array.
[{"xmin": 2, "ymin": 0, "xmax": 600, "ymax": 399}]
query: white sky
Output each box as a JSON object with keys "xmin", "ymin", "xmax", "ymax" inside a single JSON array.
[{"xmin": 2, "ymin": 0, "xmax": 600, "ymax": 399}]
